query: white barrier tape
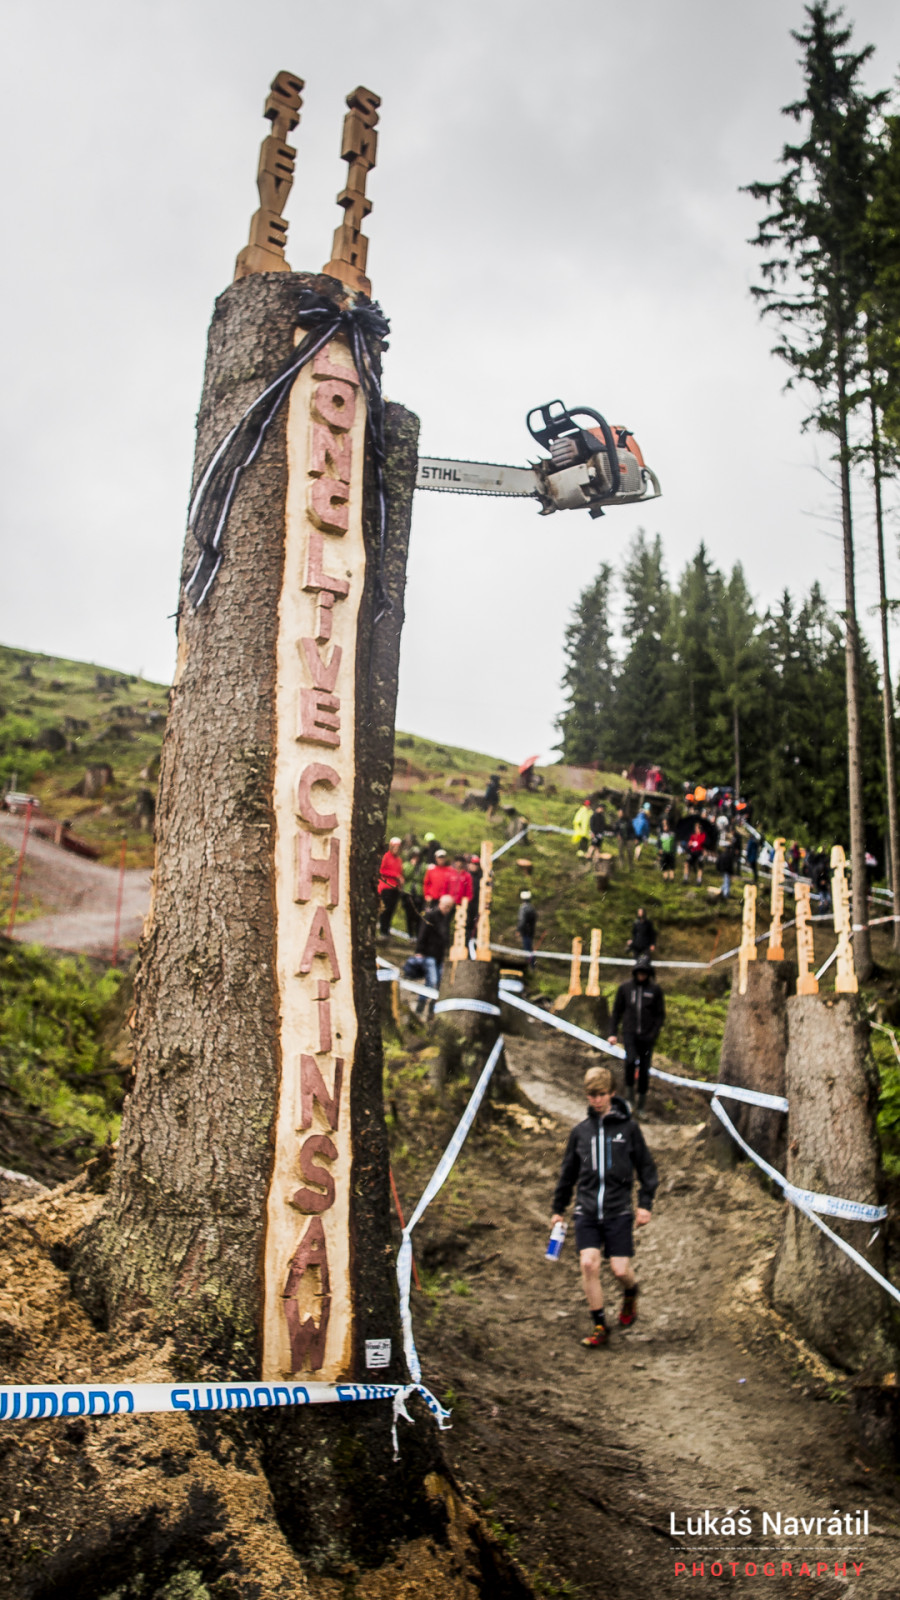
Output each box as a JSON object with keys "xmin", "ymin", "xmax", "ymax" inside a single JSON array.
[
  {"xmin": 398, "ymin": 1035, "xmax": 505, "ymax": 1385},
  {"xmin": 377, "ymin": 967, "xmax": 399, "ymax": 982},
  {"xmin": 489, "ymin": 942, "xmax": 707, "ymax": 971},
  {"xmin": 500, "ymin": 992, "xmax": 787, "ymax": 1109},
  {"xmin": 433, "ymin": 998, "xmax": 501, "ymax": 1017},
  {"xmin": 0, "ymin": 1380, "xmax": 451, "ymax": 1442},
  {"xmin": 815, "ymin": 947, "xmax": 839, "ymax": 982},
  {"xmin": 499, "ymin": 990, "xmax": 625, "ymax": 1057},
  {"xmin": 710, "ymin": 1097, "xmax": 887, "ymax": 1222},
  {"xmin": 652, "ymin": 1064, "xmax": 788, "ymax": 1112},
  {"xmin": 491, "ymin": 828, "xmax": 529, "ymax": 862},
  {"xmin": 793, "ymin": 1198, "xmax": 900, "ymax": 1309},
  {"xmin": 872, "ymin": 1021, "xmax": 900, "ymax": 1067}
]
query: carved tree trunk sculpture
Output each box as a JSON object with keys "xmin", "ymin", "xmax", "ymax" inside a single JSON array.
[{"xmin": 75, "ymin": 271, "xmax": 443, "ymax": 1565}]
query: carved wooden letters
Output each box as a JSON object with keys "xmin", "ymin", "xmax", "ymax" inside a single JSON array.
[
  {"xmin": 323, "ymin": 86, "xmax": 381, "ymax": 295},
  {"xmin": 234, "ymin": 70, "xmax": 304, "ymax": 282},
  {"xmin": 264, "ymin": 336, "xmax": 367, "ymax": 1379}
]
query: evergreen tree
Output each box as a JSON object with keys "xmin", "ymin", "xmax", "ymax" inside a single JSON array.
[
  {"xmin": 744, "ymin": 1, "xmax": 887, "ymax": 974},
  {"xmin": 555, "ymin": 562, "xmax": 618, "ymax": 766},
  {"xmin": 613, "ymin": 531, "xmax": 671, "ymax": 767},
  {"xmin": 663, "ymin": 545, "xmax": 723, "ymax": 779},
  {"xmin": 709, "ymin": 564, "xmax": 767, "ymax": 803}
]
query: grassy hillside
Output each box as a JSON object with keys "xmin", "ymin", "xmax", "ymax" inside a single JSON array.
[{"xmin": 0, "ymin": 643, "xmax": 168, "ymax": 868}]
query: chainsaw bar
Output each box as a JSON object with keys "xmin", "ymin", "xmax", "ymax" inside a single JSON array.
[{"xmin": 415, "ymin": 458, "xmax": 538, "ymax": 498}]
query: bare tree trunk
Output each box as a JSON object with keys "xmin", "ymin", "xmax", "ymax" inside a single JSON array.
[
  {"xmin": 73, "ymin": 271, "xmax": 443, "ymax": 1568},
  {"xmin": 837, "ymin": 357, "xmax": 873, "ymax": 978},
  {"xmin": 870, "ymin": 388, "xmax": 900, "ymax": 951}
]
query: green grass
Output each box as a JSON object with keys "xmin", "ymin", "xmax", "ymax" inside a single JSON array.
[{"xmin": 0, "ymin": 937, "xmax": 128, "ymax": 1178}]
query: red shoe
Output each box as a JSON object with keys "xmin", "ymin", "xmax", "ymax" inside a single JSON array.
[
  {"xmin": 619, "ymin": 1284, "xmax": 640, "ymax": 1328},
  {"xmin": 581, "ymin": 1323, "xmax": 609, "ymax": 1348}
]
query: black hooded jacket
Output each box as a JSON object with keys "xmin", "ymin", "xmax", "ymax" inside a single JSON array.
[
  {"xmin": 552, "ymin": 1096, "xmax": 659, "ymax": 1219},
  {"xmin": 611, "ymin": 969, "xmax": 665, "ymax": 1042}
]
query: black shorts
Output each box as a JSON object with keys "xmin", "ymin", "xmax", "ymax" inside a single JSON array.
[{"xmin": 573, "ymin": 1211, "xmax": 634, "ymax": 1257}]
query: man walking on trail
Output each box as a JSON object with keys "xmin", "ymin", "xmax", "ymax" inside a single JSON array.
[
  {"xmin": 608, "ymin": 954, "xmax": 665, "ymax": 1115},
  {"xmin": 551, "ymin": 1064, "xmax": 658, "ymax": 1348},
  {"xmin": 415, "ymin": 892, "xmax": 455, "ymax": 996}
]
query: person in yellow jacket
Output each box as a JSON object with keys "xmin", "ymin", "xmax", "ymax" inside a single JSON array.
[{"xmin": 572, "ymin": 801, "xmax": 592, "ymax": 855}]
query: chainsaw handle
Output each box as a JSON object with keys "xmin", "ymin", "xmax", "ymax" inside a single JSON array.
[{"xmin": 526, "ymin": 402, "xmax": 619, "ymax": 496}]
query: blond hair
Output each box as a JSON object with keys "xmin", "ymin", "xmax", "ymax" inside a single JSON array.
[{"xmin": 584, "ymin": 1065, "xmax": 613, "ymax": 1096}]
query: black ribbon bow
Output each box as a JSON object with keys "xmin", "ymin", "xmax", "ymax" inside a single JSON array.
[{"xmin": 184, "ymin": 290, "xmax": 392, "ymax": 616}]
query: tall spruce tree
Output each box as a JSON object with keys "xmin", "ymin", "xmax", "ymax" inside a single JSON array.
[
  {"xmin": 744, "ymin": 1, "xmax": 887, "ymax": 975},
  {"xmin": 613, "ymin": 531, "xmax": 671, "ymax": 768},
  {"xmin": 556, "ymin": 562, "xmax": 618, "ymax": 766},
  {"xmin": 710, "ymin": 564, "xmax": 766, "ymax": 803},
  {"xmin": 664, "ymin": 545, "xmax": 722, "ymax": 779}
]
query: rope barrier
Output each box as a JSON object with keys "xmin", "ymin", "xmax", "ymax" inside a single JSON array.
[{"xmin": 710, "ymin": 1098, "xmax": 887, "ymax": 1222}]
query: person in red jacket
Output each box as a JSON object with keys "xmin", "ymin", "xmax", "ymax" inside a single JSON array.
[
  {"xmin": 447, "ymin": 854, "xmax": 473, "ymax": 905},
  {"xmin": 423, "ymin": 849, "xmax": 452, "ymax": 905},
  {"xmin": 377, "ymin": 837, "xmax": 404, "ymax": 936}
]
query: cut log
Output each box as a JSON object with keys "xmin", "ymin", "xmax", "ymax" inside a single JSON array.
[
  {"xmin": 772, "ymin": 995, "xmax": 895, "ymax": 1375},
  {"xmin": 707, "ymin": 959, "xmax": 792, "ymax": 1171},
  {"xmin": 434, "ymin": 957, "xmax": 512, "ymax": 1096}
]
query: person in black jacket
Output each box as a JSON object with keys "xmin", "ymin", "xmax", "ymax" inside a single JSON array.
[
  {"xmin": 551, "ymin": 1063, "xmax": 659, "ymax": 1347},
  {"xmin": 414, "ymin": 893, "xmax": 454, "ymax": 996},
  {"xmin": 608, "ymin": 953, "xmax": 665, "ymax": 1115},
  {"xmin": 517, "ymin": 890, "xmax": 537, "ymax": 966},
  {"xmin": 626, "ymin": 907, "xmax": 656, "ymax": 956}
]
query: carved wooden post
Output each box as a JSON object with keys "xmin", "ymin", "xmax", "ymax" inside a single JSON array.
[
  {"xmin": 794, "ymin": 881, "xmax": 818, "ymax": 996},
  {"xmin": 448, "ymin": 897, "xmax": 469, "ymax": 962},
  {"xmin": 585, "ymin": 927, "xmax": 602, "ymax": 996},
  {"xmin": 832, "ymin": 844, "xmax": 859, "ymax": 995},
  {"xmin": 738, "ymin": 883, "xmax": 758, "ymax": 996},
  {"xmin": 475, "ymin": 840, "xmax": 493, "ymax": 960},
  {"xmin": 567, "ymin": 936, "xmax": 583, "ymax": 997},
  {"xmin": 234, "ymin": 70, "xmax": 305, "ymax": 280},
  {"xmin": 323, "ymin": 88, "xmax": 380, "ymax": 296},
  {"xmin": 766, "ymin": 836, "xmax": 786, "ymax": 961}
]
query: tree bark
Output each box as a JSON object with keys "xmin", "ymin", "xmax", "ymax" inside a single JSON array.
[
  {"xmin": 772, "ymin": 995, "xmax": 894, "ymax": 1375},
  {"xmin": 837, "ymin": 356, "xmax": 873, "ymax": 978},
  {"xmin": 869, "ymin": 386, "xmax": 900, "ymax": 951},
  {"xmin": 707, "ymin": 959, "xmax": 791, "ymax": 1171},
  {"xmin": 72, "ymin": 271, "xmax": 445, "ymax": 1567}
]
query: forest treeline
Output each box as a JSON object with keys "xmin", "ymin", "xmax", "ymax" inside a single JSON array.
[{"xmin": 556, "ymin": 531, "xmax": 885, "ymax": 851}]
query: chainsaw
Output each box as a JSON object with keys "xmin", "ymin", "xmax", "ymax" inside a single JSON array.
[{"xmin": 415, "ymin": 400, "xmax": 661, "ymax": 518}]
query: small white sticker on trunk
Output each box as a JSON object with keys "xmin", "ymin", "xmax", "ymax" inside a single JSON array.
[{"xmin": 365, "ymin": 1338, "xmax": 391, "ymax": 1369}]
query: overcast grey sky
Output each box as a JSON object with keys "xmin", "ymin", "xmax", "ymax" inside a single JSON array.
[{"xmin": 2, "ymin": 0, "xmax": 900, "ymax": 764}]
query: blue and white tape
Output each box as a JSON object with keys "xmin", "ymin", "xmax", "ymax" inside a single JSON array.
[
  {"xmin": 710, "ymin": 1097, "xmax": 887, "ymax": 1223},
  {"xmin": 397, "ymin": 1034, "xmax": 505, "ymax": 1386},
  {"xmin": 0, "ymin": 1380, "xmax": 450, "ymax": 1454}
]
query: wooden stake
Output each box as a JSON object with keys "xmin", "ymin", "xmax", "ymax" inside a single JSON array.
[
  {"xmin": 738, "ymin": 882, "xmax": 757, "ymax": 995},
  {"xmin": 449, "ymin": 897, "xmax": 469, "ymax": 962},
  {"xmin": 475, "ymin": 842, "xmax": 493, "ymax": 961},
  {"xmin": 585, "ymin": 928, "xmax": 602, "ymax": 996},
  {"xmin": 794, "ymin": 881, "xmax": 818, "ymax": 995},
  {"xmin": 831, "ymin": 844, "xmax": 858, "ymax": 994},
  {"xmin": 568, "ymin": 936, "xmax": 583, "ymax": 996},
  {"xmin": 766, "ymin": 837, "xmax": 786, "ymax": 961}
]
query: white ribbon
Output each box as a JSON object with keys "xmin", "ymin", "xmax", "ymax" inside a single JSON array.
[
  {"xmin": 398, "ymin": 1035, "xmax": 505, "ymax": 1384},
  {"xmin": 433, "ymin": 998, "xmax": 501, "ymax": 1017},
  {"xmin": 0, "ymin": 1380, "xmax": 450, "ymax": 1426},
  {"xmin": 710, "ymin": 1097, "xmax": 887, "ymax": 1222}
]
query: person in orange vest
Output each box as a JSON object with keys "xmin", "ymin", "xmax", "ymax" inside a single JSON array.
[{"xmin": 377, "ymin": 837, "xmax": 404, "ymax": 937}]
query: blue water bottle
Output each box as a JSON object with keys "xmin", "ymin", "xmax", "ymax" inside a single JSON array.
[{"xmin": 545, "ymin": 1220, "xmax": 567, "ymax": 1261}]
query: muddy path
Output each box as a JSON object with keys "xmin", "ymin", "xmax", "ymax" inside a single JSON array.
[
  {"xmin": 399, "ymin": 1033, "xmax": 900, "ymax": 1599},
  {"xmin": 0, "ymin": 813, "xmax": 150, "ymax": 958}
]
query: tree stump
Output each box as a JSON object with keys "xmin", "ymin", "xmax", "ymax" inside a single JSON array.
[
  {"xmin": 707, "ymin": 959, "xmax": 792, "ymax": 1171},
  {"xmin": 434, "ymin": 958, "xmax": 511, "ymax": 1096},
  {"xmin": 772, "ymin": 995, "xmax": 895, "ymax": 1375},
  {"xmin": 71, "ymin": 270, "xmax": 443, "ymax": 1568},
  {"xmin": 554, "ymin": 993, "xmax": 610, "ymax": 1037},
  {"xmin": 595, "ymin": 852, "xmax": 614, "ymax": 892}
]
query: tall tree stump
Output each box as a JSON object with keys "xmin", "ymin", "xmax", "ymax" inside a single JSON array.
[
  {"xmin": 772, "ymin": 995, "xmax": 895, "ymax": 1375},
  {"xmin": 707, "ymin": 959, "xmax": 792, "ymax": 1170},
  {"xmin": 72, "ymin": 270, "xmax": 443, "ymax": 1566},
  {"xmin": 434, "ymin": 958, "xmax": 511, "ymax": 1095}
]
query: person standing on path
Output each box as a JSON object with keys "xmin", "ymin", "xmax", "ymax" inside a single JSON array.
[
  {"xmin": 377, "ymin": 837, "xmax": 404, "ymax": 937},
  {"xmin": 658, "ymin": 820, "xmax": 676, "ymax": 882},
  {"xmin": 572, "ymin": 801, "xmax": 592, "ymax": 857},
  {"xmin": 745, "ymin": 831, "xmax": 760, "ymax": 887},
  {"xmin": 717, "ymin": 835, "xmax": 736, "ymax": 899},
  {"xmin": 550, "ymin": 1064, "xmax": 658, "ymax": 1348},
  {"xmin": 414, "ymin": 892, "xmax": 455, "ymax": 998},
  {"xmin": 588, "ymin": 800, "xmax": 606, "ymax": 864},
  {"xmin": 632, "ymin": 804, "xmax": 651, "ymax": 862},
  {"xmin": 683, "ymin": 822, "xmax": 705, "ymax": 885},
  {"xmin": 615, "ymin": 808, "xmax": 635, "ymax": 872},
  {"xmin": 465, "ymin": 854, "xmax": 482, "ymax": 945},
  {"xmin": 517, "ymin": 889, "xmax": 537, "ymax": 967},
  {"xmin": 608, "ymin": 954, "xmax": 665, "ymax": 1115},
  {"xmin": 627, "ymin": 907, "xmax": 656, "ymax": 957},
  {"xmin": 423, "ymin": 849, "xmax": 452, "ymax": 907}
]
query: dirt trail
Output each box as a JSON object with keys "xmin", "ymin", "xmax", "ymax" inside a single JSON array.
[
  {"xmin": 0, "ymin": 813, "xmax": 150, "ymax": 959},
  {"xmin": 408, "ymin": 1034, "xmax": 900, "ymax": 1599}
]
